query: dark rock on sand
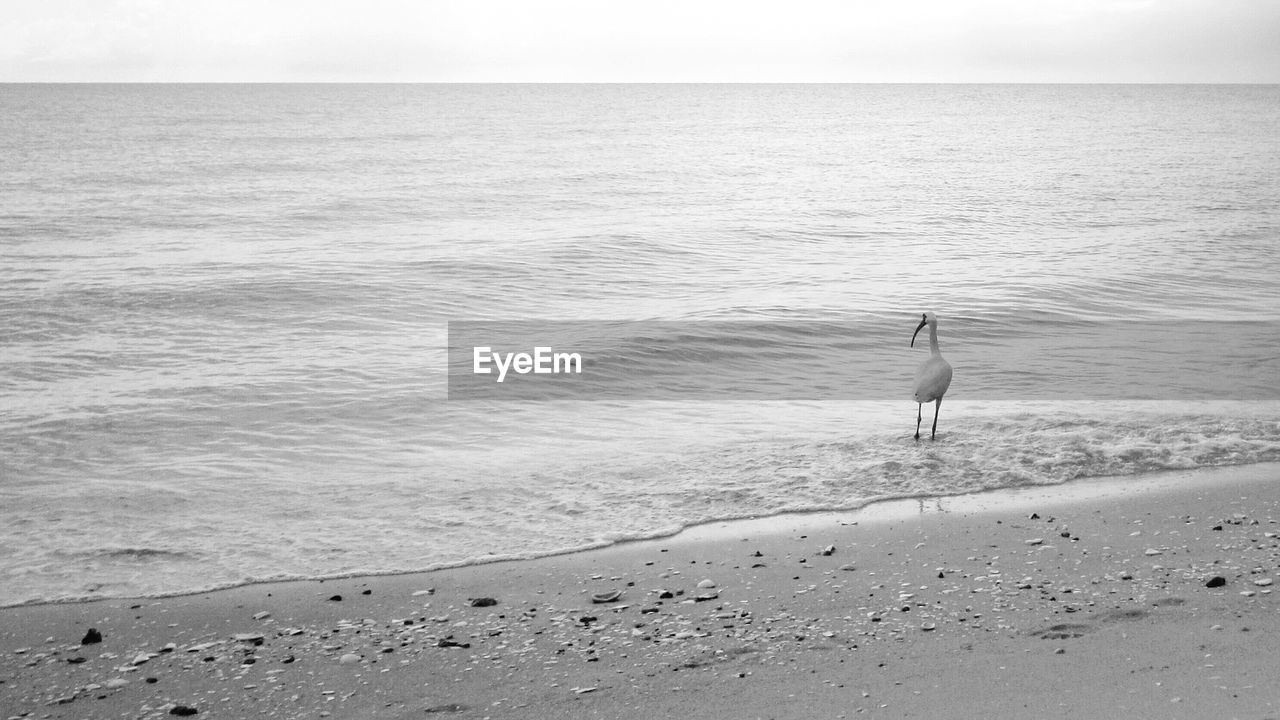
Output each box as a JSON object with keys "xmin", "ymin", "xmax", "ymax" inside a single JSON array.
[
  {"xmin": 469, "ymin": 597, "xmax": 498, "ymax": 607},
  {"xmin": 81, "ymin": 628, "xmax": 103, "ymax": 645},
  {"xmin": 169, "ymin": 706, "xmax": 198, "ymax": 716},
  {"xmin": 328, "ymin": 595, "xmax": 343, "ymax": 602},
  {"xmin": 1206, "ymin": 576, "xmax": 1227, "ymax": 588}
]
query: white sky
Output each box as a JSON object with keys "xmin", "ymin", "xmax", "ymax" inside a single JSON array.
[{"xmin": 2, "ymin": 0, "xmax": 1278, "ymax": 82}]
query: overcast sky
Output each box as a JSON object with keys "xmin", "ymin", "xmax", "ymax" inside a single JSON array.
[{"xmin": 2, "ymin": 0, "xmax": 1278, "ymax": 83}]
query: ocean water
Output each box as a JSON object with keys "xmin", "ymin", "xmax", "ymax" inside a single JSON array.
[{"xmin": 2, "ymin": 83, "xmax": 1280, "ymax": 607}]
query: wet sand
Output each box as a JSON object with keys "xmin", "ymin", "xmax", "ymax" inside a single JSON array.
[{"xmin": 4, "ymin": 463, "xmax": 1280, "ymax": 719}]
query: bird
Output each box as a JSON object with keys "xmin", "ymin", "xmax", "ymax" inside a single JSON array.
[{"xmin": 910, "ymin": 312, "xmax": 953, "ymax": 441}]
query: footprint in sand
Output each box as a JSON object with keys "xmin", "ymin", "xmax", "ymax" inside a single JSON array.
[
  {"xmin": 1102, "ymin": 608, "xmax": 1149, "ymax": 621},
  {"xmin": 1031, "ymin": 623, "xmax": 1092, "ymax": 640},
  {"xmin": 1030, "ymin": 597, "xmax": 1186, "ymax": 640}
]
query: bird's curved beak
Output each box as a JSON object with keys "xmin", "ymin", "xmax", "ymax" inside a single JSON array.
[{"xmin": 910, "ymin": 317, "xmax": 928, "ymax": 347}]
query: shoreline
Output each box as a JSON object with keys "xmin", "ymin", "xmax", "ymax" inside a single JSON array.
[
  {"xmin": 4, "ymin": 461, "xmax": 1280, "ymax": 718},
  {"xmin": 8, "ymin": 461, "xmax": 1276, "ymax": 613}
]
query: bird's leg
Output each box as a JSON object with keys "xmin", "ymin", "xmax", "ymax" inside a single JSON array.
[
  {"xmin": 931, "ymin": 397, "xmax": 942, "ymax": 440},
  {"xmin": 914, "ymin": 403, "xmax": 922, "ymax": 441}
]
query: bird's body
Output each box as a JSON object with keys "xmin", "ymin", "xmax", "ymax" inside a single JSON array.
[{"xmin": 910, "ymin": 312, "xmax": 953, "ymax": 440}]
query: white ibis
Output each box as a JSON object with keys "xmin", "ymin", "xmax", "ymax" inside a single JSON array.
[{"xmin": 911, "ymin": 312, "xmax": 953, "ymax": 441}]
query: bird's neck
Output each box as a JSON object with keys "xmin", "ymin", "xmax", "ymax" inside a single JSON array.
[{"xmin": 928, "ymin": 325, "xmax": 941, "ymax": 355}]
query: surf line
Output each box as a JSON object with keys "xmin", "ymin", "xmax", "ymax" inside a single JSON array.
[{"xmin": 472, "ymin": 346, "xmax": 583, "ymax": 383}]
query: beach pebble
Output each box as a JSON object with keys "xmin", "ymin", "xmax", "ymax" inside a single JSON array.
[
  {"xmin": 590, "ymin": 590, "xmax": 622, "ymax": 604},
  {"xmin": 423, "ymin": 704, "xmax": 467, "ymax": 714},
  {"xmin": 1025, "ymin": 538, "xmax": 1044, "ymax": 546},
  {"xmin": 1144, "ymin": 548, "xmax": 1162, "ymax": 556},
  {"xmin": 696, "ymin": 579, "xmax": 717, "ymax": 589},
  {"xmin": 820, "ymin": 545, "xmax": 836, "ymax": 556},
  {"xmin": 1254, "ymin": 578, "xmax": 1273, "ymax": 587},
  {"xmin": 233, "ymin": 633, "xmax": 265, "ymax": 643},
  {"xmin": 81, "ymin": 628, "xmax": 103, "ymax": 645},
  {"xmin": 132, "ymin": 653, "xmax": 151, "ymax": 666},
  {"xmin": 252, "ymin": 611, "xmax": 271, "ymax": 620},
  {"xmin": 839, "ymin": 564, "xmax": 857, "ymax": 572},
  {"xmin": 339, "ymin": 653, "xmax": 362, "ymax": 664},
  {"xmin": 105, "ymin": 678, "xmax": 129, "ymax": 689}
]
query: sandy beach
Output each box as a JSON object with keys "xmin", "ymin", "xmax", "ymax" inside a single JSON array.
[{"xmin": 4, "ymin": 463, "xmax": 1280, "ymax": 720}]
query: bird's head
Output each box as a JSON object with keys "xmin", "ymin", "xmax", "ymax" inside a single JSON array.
[{"xmin": 910, "ymin": 312, "xmax": 937, "ymax": 347}]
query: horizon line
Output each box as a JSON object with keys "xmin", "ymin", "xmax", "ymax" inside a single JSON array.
[{"xmin": 3, "ymin": 80, "xmax": 1278, "ymax": 86}]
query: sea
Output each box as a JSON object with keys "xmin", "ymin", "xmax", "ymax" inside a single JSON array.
[{"xmin": 2, "ymin": 83, "xmax": 1279, "ymax": 607}]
